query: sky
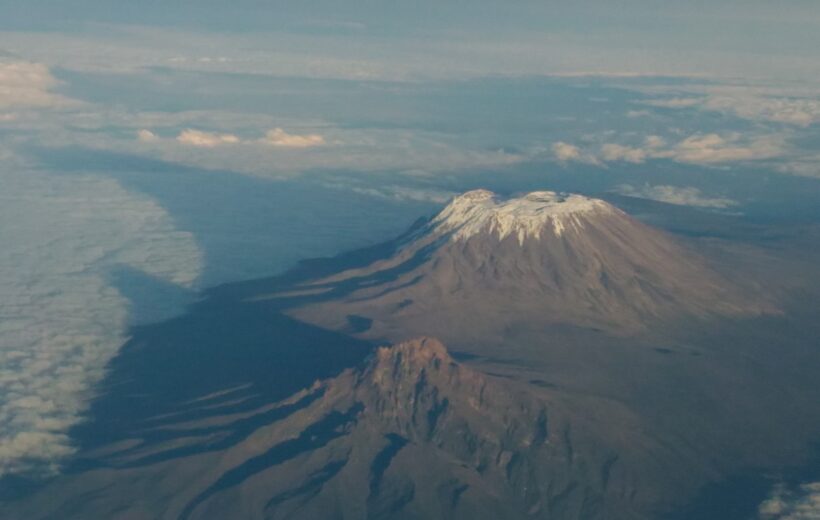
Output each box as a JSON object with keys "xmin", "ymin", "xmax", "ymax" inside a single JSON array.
[{"xmin": 1, "ymin": 2, "xmax": 820, "ymax": 515}]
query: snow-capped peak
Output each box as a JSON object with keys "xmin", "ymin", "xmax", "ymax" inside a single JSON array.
[{"xmin": 431, "ymin": 189, "xmax": 614, "ymax": 243}]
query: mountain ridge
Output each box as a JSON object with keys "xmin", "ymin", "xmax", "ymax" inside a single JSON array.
[{"xmin": 2, "ymin": 337, "xmax": 650, "ymax": 520}]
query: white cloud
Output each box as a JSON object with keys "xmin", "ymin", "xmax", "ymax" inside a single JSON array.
[
  {"xmin": 551, "ymin": 141, "xmax": 600, "ymax": 165},
  {"xmin": 0, "ymin": 169, "xmax": 202, "ymax": 477},
  {"xmin": 162, "ymin": 127, "xmax": 324, "ymax": 149},
  {"xmin": 614, "ymin": 184, "xmax": 738, "ymax": 209},
  {"xmin": 704, "ymin": 96, "xmax": 820, "ymax": 127},
  {"xmin": 776, "ymin": 158, "xmax": 820, "ymax": 179},
  {"xmin": 644, "ymin": 135, "xmax": 666, "ymax": 149},
  {"xmin": 340, "ymin": 185, "xmax": 457, "ymax": 204},
  {"xmin": 137, "ymin": 129, "xmax": 159, "ymax": 142},
  {"xmin": 643, "ymin": 97, "xmax": 703, "ymax": 109},
  {"xmin": 552, "ymin": 141, "xmax": 581, "ymax": 161},
  {"xmin": 127, "ymin": 126, "xmax": 523, "ymax": 178},
  {"xmin": 0, "ymin": 61, "xmax": 77, "ymax": 109},
  {"xmin": 261, "ymin": 127, "xmax": 325, "ymax": 148},
  {"xmin": 626, "ymin": 109, "xmax": 651, "ymax": 118},
  {"xmin": 641, "ymin": 90, "xmax": 820, "ymax": 127},
  {"xmin": 759, "ymin": 481, "xmax": 820, "ymax": 519},
  {"xmin": 594, "ymin": 133, "xmax": 785, "ymax": 166},
  {"xmin": 671, "ymin": 133, "xmax": 785, "ymax": 164},
  {"xmin": 176, "ymin": 128, "xmax": 240, "ymax": 147},
  {"xmin": 600, "ymin": 143, "xmax": 647, "ymax": 163}
]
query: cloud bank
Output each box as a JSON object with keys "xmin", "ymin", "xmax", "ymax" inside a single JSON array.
[
  {"xmin": 0, "ymin": 169, "xmax": 202, "ymax": 477},
  {"xmin": 137, "ymin": 129, "xmax": 159, "ymax": 142},
  {"xmin": 553, "ymin": 132, "xmax": 785, "ymax": 167},
  {"xmin": 552, "ymin": 141, "xmax": 599, "ymax": 165},
  {"xmin": 759, "ymin": 481, "xmax": 820, "ymax": 519},
  {"xmin": 614, "ymin": 184, "xmax": 738, "ymax": 209},
  {"xmin": 262, "ymin": 127, "xmax": 325, "ymax": 148},
  {"xmin": 0, "ymin": 61, "xmax": 76, "ymax": 109},
  {"xmin": 164, "ymin": 127, "xmax": 326, "ymax": 149},
  {"xmin": 176, "ymin": 128, "xmax": 240, "ymax": 147},
  {"xmin": 671, "ymin": 133, "xmax": 784, "ymax": 164},
  {"xmin": 644, "ymin": 91, "xmax": 820, "ymax": 127}
]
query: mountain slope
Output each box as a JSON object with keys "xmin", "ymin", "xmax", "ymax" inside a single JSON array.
[
  {"xmin": 278, "ymin": 189, "xmax": 771, "ymax": 342},
  {"xmin": 1, "ymin": 338, "xmax": 658, "ymax": 520}
]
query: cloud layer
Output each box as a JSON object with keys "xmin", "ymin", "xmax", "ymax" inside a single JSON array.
[
  {"xmin": 176, "ymin": 128, "xmax": 240, "ymax": 147},
  {"xmin": 0, "ymin": 169, "xmax": 202, "ymax": 477},
  {"xmin": 553, "ymin": 132, "xmax": 786, "ymax": 166},
  {"xmin": 759, "ymin": 481, "xmax": 820, "ymax": 519},
  {"xmin": 614, "ymin": 184, "xmax": 738, "ymax": 209},
  {"xmin": 0, "ymin": 61, "xmax": 76, "ymax": 109},
  {"xmin": 552, "ymin": 141, "xmax": 600, "ymax": 165},
  {"xmin": 158, "ymin": 127, "xmax": 327, "ymax": 149},
  {"xmin": 642, "ymin": 88, "xmax": 820, "ymax": 127},
  {"xmin": 262, "ymin": 127, "xmax": 325, "ymax": 148}
]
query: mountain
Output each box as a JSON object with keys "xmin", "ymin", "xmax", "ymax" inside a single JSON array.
[
  {"xmin": 5, "ymin": 190, "xmax": 816, "ymax": 520},
  {"xmin": 0, "ymin": 338, "xmax": 655, "ymax": 520},
  {"xmin": 276, "ymin": 189, "xmax": 771, "ymax": 343}
]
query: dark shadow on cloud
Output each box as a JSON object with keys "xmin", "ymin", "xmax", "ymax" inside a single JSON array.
[
  {"xmin": 107, "ymin": 265, "xmax": 199, "ymax": 327},
  {"xmin": 27, "ymin": 145, "xmax": 820, "ymax": 293},
  {"xmin": 0, "ymin": 286, "xmax": 374, "ymax": 500},
  {"xmin": 63, "ymin": 214, "xmax": 422, "ymax": 472}
]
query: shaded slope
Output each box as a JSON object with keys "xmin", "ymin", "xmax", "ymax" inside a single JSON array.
[{"xmin": 1, "ymin": 338, "xmax": 660, "ymax": 520}]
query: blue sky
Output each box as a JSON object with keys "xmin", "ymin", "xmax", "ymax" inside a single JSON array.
[{"xmin": 1, "ymin": 2, "xmax": 820, "ymax": 504}]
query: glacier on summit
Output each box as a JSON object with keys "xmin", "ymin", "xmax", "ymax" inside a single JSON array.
[{"xmin": 431, "ymin": 190, "xmax": 615, "ymax": 243}]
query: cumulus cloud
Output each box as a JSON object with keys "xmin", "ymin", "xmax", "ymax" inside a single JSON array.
[
  {"xmin": 671, "ymin": 133, "xmax": 785, "ymax": 164},
  {"xmin": 552, "ymin": 141, "xmax": 581, "ymax": 161},
  {"xmin": 152, "ymin": 127, "xmax": 325, "ymax": 150},
  {"xmin": 759, "ymin": 481, "xmax": 820, "ymax": 519},
  {"xmin": 775, "ymin": 158, "xmax": 820, "ymax": 179},
  {"xmin": 176, "ymin": 128, "xmax": 240, "ymax": 147},
  {"xmin": 261, "ymin": 127, "xmax": 325, "ymax": 148},
  {"xmin": 137, "ymin": 129, "xmax": 159, "ymax": 142},
  {"xmin": 704, "ymin": 96, "xmax": 820, "ymax": 127},
  {"xmin": 593, "ymin": 133, "xmax": 785, "ymax": 166},
  {"xmin": 644, "ymin": 135, "xmax": 666, "ymax": 148},
  {"xmin": 600, "ymin": 143, "xmax": 647, "ymax": 163},
  {"xmin": 551, "ymin": 141, "xmax": 600, "ymax": 165},
  {"xmin": 342, "ymin": 185, "xmax": 457, "ymax": 204},
  {"xmin": 0, "ymin": 61, "xmax": 77, "ymax": 109},
  {"xmin": 614, "ymin": 184, "xmax": 738, "ymax": 209},
  {"xmin": 642, "ymin": 91, "xmax": 820, "ymax": 127},
  {"xmin": 643, "ymin": 97, "xmax": 703, "ymax": 109},
  {"xmin": 626, "ymin": 109, "xmax": 651, "ymax": 118},
  {"xmin": 0, "ymin": 169, "xmax": 202, "ymax": 477},
  {"xmin": 125, "ymin": 124, "xmax": 523, "ymax": 177}
]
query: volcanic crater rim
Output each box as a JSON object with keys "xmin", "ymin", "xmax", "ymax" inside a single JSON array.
[{"xmin": 432, "ymin": 189, "xmax": 616, "ymax": 243}]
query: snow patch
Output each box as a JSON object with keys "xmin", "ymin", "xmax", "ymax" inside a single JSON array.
[{"xmin": 431, "ymin": 189, "xmax": 613, "ymax": 244}]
